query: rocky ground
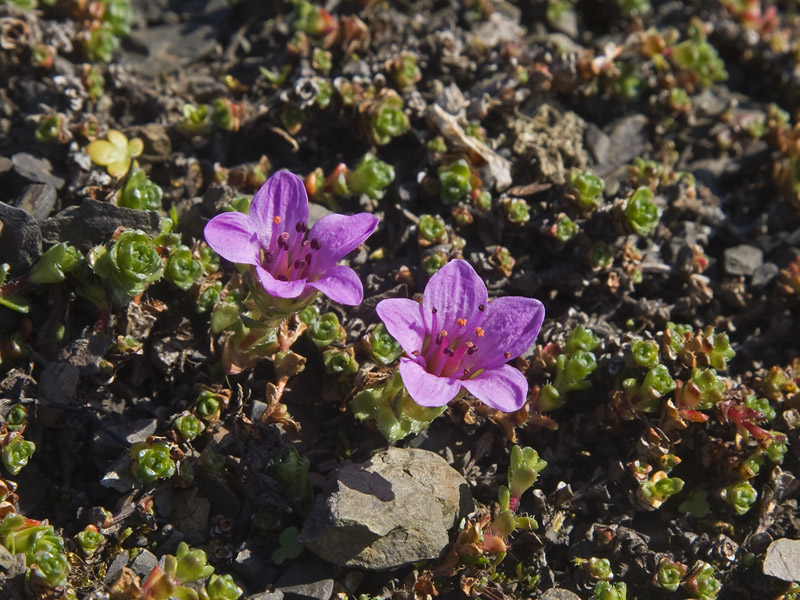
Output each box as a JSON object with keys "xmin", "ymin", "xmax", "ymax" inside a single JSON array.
[{"xmin": 1, "ymin": 0, "xmax": 800, "ymax": 599}]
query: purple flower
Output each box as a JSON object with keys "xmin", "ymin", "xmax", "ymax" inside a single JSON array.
[
  {"xmin": 376, "ymin": 260, "xmax": 544, "ymax": 412},
  {"xmin": 204, "ymin": 171, "xmax": 378, "ymax": 309}
]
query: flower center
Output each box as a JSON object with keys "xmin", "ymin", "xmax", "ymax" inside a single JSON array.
[
  {"xmin": 260, "ymin": 220, "xmax": 319, "ymax": 282},
  {"xmin": 418, "ymin": 306, "xmax": 505, "ymax": 378}
]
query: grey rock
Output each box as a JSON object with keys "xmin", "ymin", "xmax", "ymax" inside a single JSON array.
[
  {"xmin": 0, "ymin": 544, "xmax": 27, "ymax": 598},
  {"xmin": 37, "ymin": 361, "xmax": 80, "ymax": 403},
  {"xmin": 763, "ymin": 538, "xmax": 800, "ymax": 581},
  {"xmin": 473, "ymin": 9, "xmax": 524, "ymax": 48},
  {"xmin": 693, "ymin": 89, "xmax": 728, "ymax": 117},
  {"xmin": 0, "ymin": 201, "xmax": 42, "ymax": 273},
  {"xmin": 0, "ymin": 543, "xmax": 27, "ymax": 577},
  {"xmin": 135, "ymin": 124, "xmax": 172, "ymax": 157},
  {"xmin": 58, "ymin": 334, "xmax": 111, "ymax": 376},
  {"xmin": 752, "ymin": 262, "xmax": 779, "ymax": 289},
  {"xmin": 541, "ymin": 590, "xmax": 581, "ymax": 600},
  {"xmin": 584, "ymin": 123, "xmax": 610, "ymax": 166},
  {"xmin": 232, "ymin": 545, "xmax": 269, "ymax": 583},
  {"xmin": 124, "ymin": 22, "xmax": 220, "ymax": 76},
  {"xmin": 596, "ymin": 114, "xmax": 649, "ymax": 175},
  {"xmin": 724, "ymin": 244, "xmax": 763, "ymax": 276},
  {"xmin": 0, "ymin": 156, "xmax": 12, "ymax": 177},
  {"xmin": 689, "ymin": 157, "xmax": 734, "ymax": 194},
  {"xmin": 13, "ymin": 184, "xmax": 57, "ymax": 222},
  {"xmin": 11, "ymin": 153, "xmax": 65, "ymax": 189},
  {"xmin": 249, "ymin": 592, "xmax": 285, "ymax": 600},
  {"xmin": 299, "ymin": 447, "xmax": 473, "ymax": 570},
  {"xmin": 275, "ymin": 558, "xmax": 334, "ymax": 600},
  {"xmin": 42, "ymin": 198, "xmax": 161, "ymax": 251},
  {"xmin": 130, "ymin": 549, "xmax": 159, "ymax": 578},
  {"xmin": 104, "ymin": 552, "xmax": 129, "ymax": 585},
  {"xmin": 308, "ymin": 202, "xmax": 333, "ymax": 227},
  {"xmin": 548, "ymin": 7, "xmax": 578, "ymax": 39}
]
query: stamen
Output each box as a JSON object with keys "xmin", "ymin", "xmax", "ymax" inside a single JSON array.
[
  {"xmin": 294, "ymin": 259, "xmax": 304, "ymax": 269},
  {"xmin": 431, "ymin": 308, "xmax": 438, "ymax": 314},
  {"xmin": 504, "ymin": 351, "xmax": 511, "ymax": 359},
  {"xmin": 463, "ymin": 368, "xmax": 470, "ymax": 375},
  {"xmin": 277, "ymin": 274, "xmax": 288, "ymax": 281},
  {"xmin": 278, "ymin": 232, "xmax": 290, "ymax": 250},
  {"xmin": 457, "ymin": 318, "xmax": 467, "ymax": 327},
  {"xmin": 478, "ymin": 304, "xmax": 486, "ymax": 311},
  {"xmin": 273, "ymin": 216, "xmax": 281, "ymax": 224},
  {"xmin": 465, "ymin": 342, "xmax": 474, "ymax": 348},
  {"xmin": 263, "ymin": 251, "xmax": 273, "ymax": 263},
  {"xmin": 310, "ymin": 238, "xmax": 321, "ymax": 251},
  {"xmin": 468, "ymin": 346, "xmax": 479, "ymax": 355},
  {"xmin": 412, "ymin": 350, "xmax": 419, "ymax": 356},
  {"xmin": 305, "ymin": 253, "xmax": 312, "ymax": 265},
  {"xmin": 295, "ymin": 221, "xmax": 308, "ymax": 233},
  {"xmin": 475, "ymin": 327, "xmax": 485, "ymax": 337}
]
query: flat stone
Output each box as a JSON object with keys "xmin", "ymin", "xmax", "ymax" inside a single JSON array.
[
  {"xmin": 541, "ymin": 590, "xmax": 582, "ymax": 600},
  {"xmin": 0, "ymin": 156, "xmax": 12, "ymax": 177},
  {"xmin": 11, "ymin": 153, "xmax": 65, "ymax": 189},
  {"xmin": 724, "ymin": 244, "xmax": 763, "ymax": 276},
  {"xmin": 275, "ymin": 558, "xmax": 334, "ymax": 600},
  {"xmin": 584, "ymin": 123, "xmax": 610, "ymax": 166},
  {"xmin": 752, "ymin": 262, "xmax": 779, "ymax": 289},
  {"xmin": 41, "ymin": 198, "xmax": 161, "ymax": 251},
  {"xmin": 12, "ymin": 184, "xmax": 57, "ymax": 223},
  {"xmin": 763, "ymin": 538, "xmax": 800, "ymax": 581},
  {"xmin": 37, "ymin": 362, "xmax": 80, "ymax": 403},
  {"xmin": 299, "ymin": 447, "xmax": 473, "ymax": 570},
  {"xmin": 58, "ymin": 334, "xmax": 111, "ymax": 376},
  {"xmin": 0, "ymin": 201, "xmax": 42, "ymax": 273},
  {"xmin": 104, "ymin": 552, "xmax": 130, "ymax": 585},
  {"xmin": 597, "ymin": 114, "xmax": 649, "ymax": 174},
  {"xmin": 123, "ymin": 22, "xmax": 220, "ymax": 76},
  {"xmin": 248, "ymin": 592, "xmax": 284, "ymax": 600},
  {"xmin": 130, "ymin": 549, "xmax": 159, "ymax": 578}
]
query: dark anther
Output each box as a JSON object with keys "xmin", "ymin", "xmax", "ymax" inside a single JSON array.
[
  {"xmin": 468, "ymin": 346, "xmax": 479, "ymax": 354},
  {"xmin": 310, "ymin": 238, "xmax": 321, "ymax": 250},
  {"xmin": 478, "ymin": 304, "xmax": 486, "ymax": 311},
  {"xmin": 432, "ymin": 307, "xmax": 438, "ymax": 314},
  {"xmin": 295, "ymin": 221, "xmax": 308, "ymax": 233},
  {"xmin": 436, "ymin": 332, "xmax": 444, "ymax": 345},
  {"xmin": 277, "ymin": 274, "xmax": 288, "ymax": 281}
]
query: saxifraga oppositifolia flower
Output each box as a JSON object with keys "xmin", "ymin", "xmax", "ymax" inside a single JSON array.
[
  {"xmin": 377, "ymin": 260, "xmax": 544, "ymax": 412},
  {"xmin": 204, "ymin": 171, "xmax": 378, "ymax": 315}
]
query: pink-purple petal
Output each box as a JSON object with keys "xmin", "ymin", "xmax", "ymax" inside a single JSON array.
[
  {"xmin": 469, "ymin": 296, "xmax": 545, "ymax": 370},
  {"xmin": 254, "ymin": 264, "xmax": 308, "ymax": 299},
  {"xmin": 305, "ymin": 213, "xmax": 379, "ymax": 277},
  {"xmin": 307, "ymin": 264, "xmax": 364, "ymax": 306},
  {"xmin": 376, "ymin": 298, "xmax": 426, "ymax": 358},
  {"xmin": 422, "ymin": 259, "xmax": 488, "ymax": 332},
  {"xmin": 398, "ymin": 358, "xmax": 461, "ymax": 407},
  {"xmin": 203, "ymin": 212, "xmax": 260, "ymax": 265},
  {"xmin": 461, "ymin": 364, "xmax": 529, "ymax": 412},
  {"xmin": 250, "ymin": 172, "xmax": 310, "ymax": 248}
]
